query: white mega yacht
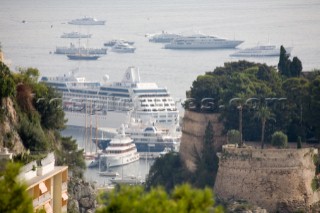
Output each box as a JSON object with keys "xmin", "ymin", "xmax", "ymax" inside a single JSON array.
[
  {"xmin": 230, "ymin": 45, "xmax": 293, "ymax": 57},
  {"xmin": 148, "ymin": 31, "xmax": 182, "ymax": 43},
  {"xmin": 40, "ymin": 67, "xmax": 180, "ymax": 129},
  {"xmin": 164, "ymin": 33, "xmax": 244, "ymax": 49},
  {"xmin": 100, "ymin": 133, "xmax": 140, "ymax": 167}
]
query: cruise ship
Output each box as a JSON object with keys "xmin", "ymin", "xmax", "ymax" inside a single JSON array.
[
  {"xmin": 40, "ymin": 66, "xmax": 180, "ymax": 129},
  {"xmin": 230, "ymin": 45, "xmax": 293, "ymax": 57},
  {"xmin": 54, "ymin": 43, "xmax": 107, "ymax": 55},
  {"xmin": 68, "ymin": 17, "xmax": 105, "ymax": 25},
  {"xmin": 164, "ymin": 34, "xmax": 244, "ymax": 49}
]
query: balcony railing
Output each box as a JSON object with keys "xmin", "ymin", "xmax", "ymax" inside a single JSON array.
[
  {"xmin": 62, "ymin": 182, "xmax": 68, "ymax": 191},
  {"xmin": 33, "ymin": 191, "xmax": 52, "ymax": 207}
]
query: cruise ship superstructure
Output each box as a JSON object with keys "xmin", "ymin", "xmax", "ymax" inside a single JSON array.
[
  {"xmin": 164, "ymin": 34, "xmax": 244, "ymax": 49},
  {"xmin": 40, "ymin": 67, "xmax": 179, "ymax": 129}
]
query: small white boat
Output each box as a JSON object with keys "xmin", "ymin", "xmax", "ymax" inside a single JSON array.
[
  {"xmin": 61, "ymin": 32, "xmax": 92, "ymax": 39},
  {"xmin": 99, "ymin": 170, "xmax": 119, "ymax": 177},
  {"xmin": 110, "ymin": 175, "xmax": 144, "ymax": 185},
  {"xmin": 68, "ymin": 17, "xmax": 105, "ymax": 25},
  {"xmin": 111, "ymin": 42, "xmax": 136, "ymax": 53}
]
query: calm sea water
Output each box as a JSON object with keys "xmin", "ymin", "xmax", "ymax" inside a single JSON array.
[
  {"xmin": 1, "ymin": 0, "xmax": 320, "ymax": 185},
  {"xmin": 1, "ymin": 0, "xmax": 320, "ymax": 101}
]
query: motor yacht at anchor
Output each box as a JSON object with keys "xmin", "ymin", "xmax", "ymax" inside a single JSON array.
[
  {"xmin": 68, "ymin": 17, "xmax": 105, "ymax": 25},
  {"xmin": 164, "ymin": 33, "xmax": 244, "ymax": 49},
  {"xmin": 61, "ymin": 32, "xmax": 92, "ymax": 39},
  {"xmin": 111, "ymin": 42, "xmax": 136, "ymax": 53},
  {"xmin": 99, "ymin": 133, "xmax": 140, "ymax": 167},
  {"xmin": 54, "ymin": 43, "xmax": 107, "ymax": 55},
  {"xmin": 40, "ymin": 66, "xmax": 180, "ymax": 129},
  {"xmin": 230, "ymin": 45, "xmax": 293, "ymax": 57},
  {"xmin": 66, "ymin": 54, "xmax": 101, "ymax": 60},
  {"xmin": 148, "ymin": 31, "xmax": 182, "ymax": 43}
]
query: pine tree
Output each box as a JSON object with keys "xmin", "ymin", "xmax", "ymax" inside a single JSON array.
[
  {"xmin": 278, "ymin": 45, "xmax": 291, "ymax": 77},
  {"xmin": 193, "ymin": 121, "xmax": 219, "ymax": 187}
]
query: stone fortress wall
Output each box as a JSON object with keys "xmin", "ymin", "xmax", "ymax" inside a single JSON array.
[
  {"xmin": 214, "ymin": 145, "xmax": 320, "ymax": 212},
  {"xmin": 179, "ymin": 110, "xmax": 226, "ymax": 171},
  {"xmin": 180, "ymin": 110, "xmax": 320, "ymax": 212}
]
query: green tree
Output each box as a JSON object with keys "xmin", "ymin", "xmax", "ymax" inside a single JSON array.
[
  {"xmin": 255, "ymin": 106, "xmax": 275, "ymax": 149},
  {"xmin": 55, "ymin": 136, "xmax": 86, "ymax": 178},
  {"xmin": 0, "ymin": 162, "xmax": 33, "ymax": 213},
  {"xmin": 290, "ymin": 56, "xmax": 303, "ymax": 77},
  {"xmin": 306, "ymin": 75, "xmax": 320, "ymax": 141},
  {"xmin": 0, "ymin": 62, "xmax": 16, "ymax": 101},
  {"xmin": 97, "ymin": 184, "xmax": 223, "ymax": 213},
  {"xmin": 229, "ymin": 94, "xmax": 248, "ymax": 147},
  {"xmin": 271, "ymin": 131, "xmax": 288, "ymax": 148},
  {"xmin": 192, "ymin": 121, "xmax": 219, "ymax": 187},
  {"xmin": 297, "ymin": 136, "xmax": 302, "ymax": 149},
  {"xmin": 278, "ymin": 46, "xmax": 291, "ymax": 77},
  {"xmin": 145, "ymin": 152, "xmax": 187, "ymax": 192}
]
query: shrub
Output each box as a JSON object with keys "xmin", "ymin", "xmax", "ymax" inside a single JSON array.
[
  {"xmin": 227, "ymin": 129, "xmax": 241, "ymax": 144},
  {"xmin": 271, "ymin": 131, "xmax": 288, "ymax": 148}
]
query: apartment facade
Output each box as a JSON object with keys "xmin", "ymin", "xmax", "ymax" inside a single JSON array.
[{"xmin": 18, "ymin": 153, "xmax": 68, "ymax": 213}]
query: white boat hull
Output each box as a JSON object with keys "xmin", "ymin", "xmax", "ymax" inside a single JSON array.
[
  {"xmin": 165, "ymin": 40, "xmax": 243, "ymax": 49},
  {"xmin": 102, "ymin": 152, "xmax": 140, "ymax": 167}
]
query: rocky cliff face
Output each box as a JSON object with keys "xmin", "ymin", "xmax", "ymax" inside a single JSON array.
[
  {"xmin": 68, "ymin": 177, "xmax": 97, "ymax": 213},
  {"xmin": 0, "ymin": 98, "xmax": 25, "ymax": 154},
  {"xmin": 179, "ymin": 110, "xmax": 226, "ymax": 171}
]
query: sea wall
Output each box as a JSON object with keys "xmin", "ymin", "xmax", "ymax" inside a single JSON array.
[
  {"xmin": 179, "ymin": 110, "xmax": 226, "ymax": 171},
  {"xmin": 214, "ymin": 145, "xmax": 320, "ymax": 212}
]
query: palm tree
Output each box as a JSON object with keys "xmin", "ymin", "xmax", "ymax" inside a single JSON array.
[{"xmin": 255, "ymin": 106, "xmax": 275, "ymax": 149}]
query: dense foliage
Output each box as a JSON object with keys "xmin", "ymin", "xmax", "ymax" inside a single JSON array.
[
  {"xmin": 145, "ymin": 152, "xmax": 188, "ymax": 191},
  {"xmin": 0, "ymin": 64, "xmax": 85, "ymax": 174},
  {"xmin": 187, "ymin": 57, "xmax": 320, "ymax": 144},
  {"xmin": 0, "ymin": 162, "xmax": 33, "ymax": 213},
  {"xmin": 97, "ymin": 184, "xmax": 223, "ymax": 213}
]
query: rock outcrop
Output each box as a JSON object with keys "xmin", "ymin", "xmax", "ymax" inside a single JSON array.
[
  {"xmin": 68, "ymin": 177, "xmax": 97, "ymax": 213},
  {"xmin": 0, "ymin": 98, "xmax": 25, "ymax": 154}
]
